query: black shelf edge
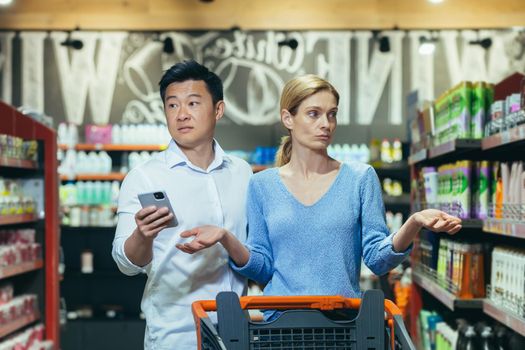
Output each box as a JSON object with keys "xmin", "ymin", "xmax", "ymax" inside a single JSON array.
[{"xmin": 412, "ymin": 269, "xmax": 483, "ymax": 311}]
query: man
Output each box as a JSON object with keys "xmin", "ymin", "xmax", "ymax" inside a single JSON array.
[{"xmin": 112, "ymin": 60, "xmax": 252, "ymax": 349}]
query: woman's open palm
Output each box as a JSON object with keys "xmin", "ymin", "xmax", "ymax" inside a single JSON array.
[{"xmin": 413, "ymin": 209, "xmax": 462, "ymax": 235}]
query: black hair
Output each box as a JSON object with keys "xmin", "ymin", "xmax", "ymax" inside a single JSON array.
[{"xmin": 158, "ymin": 60, "xmax": 223, "ymax": 105}]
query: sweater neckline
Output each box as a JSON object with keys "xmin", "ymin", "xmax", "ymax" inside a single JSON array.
[{"xmin": 274, "ymin": 163, "xmax": 346, "ymax": 208}]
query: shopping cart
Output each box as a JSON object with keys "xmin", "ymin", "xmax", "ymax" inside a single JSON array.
[{"xmin": 192, "ymin": 289, "xmax": 416, "ymax": 349}]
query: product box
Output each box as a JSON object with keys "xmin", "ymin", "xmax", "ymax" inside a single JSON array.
[
  {"xmin": 449, "ymin": 82, "xmax": 472, "ymax": 140},
  {"xmin": 471, "ymin": 82, "xmax": 485, "ymax": 139},
  {"xmin": 85, "ymin": 124, "xmax": 112, "ymax": 145},
  {"xmin": 434, "ymin": 91, "xmax": 450, "ymax": 145}
]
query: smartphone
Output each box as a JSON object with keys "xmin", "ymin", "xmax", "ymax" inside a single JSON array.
[{"xmin": 138, "ymin": 191, "xmax": 178, "ymax": 228}]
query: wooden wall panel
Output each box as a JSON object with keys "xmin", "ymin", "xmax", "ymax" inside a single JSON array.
[{"xmin": 0, "ymin": 0, "xmax": 524, "ymax": 30}]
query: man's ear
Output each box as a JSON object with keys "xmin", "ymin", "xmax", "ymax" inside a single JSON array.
[
  {"xmin": 215, "ymin": 101, "xmax": 225, "ymax": 121},
  {"xmin": 281, "ymin": 109, "xmax": 294, "ymax": 130}
]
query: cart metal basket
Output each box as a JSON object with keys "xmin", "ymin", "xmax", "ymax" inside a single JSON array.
[{"xmin": 192, "ymin": 289, "xmax": 416, "ymax": 350}]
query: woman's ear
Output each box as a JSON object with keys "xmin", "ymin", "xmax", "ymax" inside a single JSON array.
[{"xmin": 281, "ymin": 109, "xmax": 294, "ymax": 130}]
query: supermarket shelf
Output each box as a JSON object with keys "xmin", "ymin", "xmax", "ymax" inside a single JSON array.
[
  {"xmin": 483, "ymin": 218, "xmax": 525, "ymax": 239},
  {"xmin": 408, "ymin": 139, "xmax": 481, "ymax": 166},
  {"xmin": 483, "ymin": 299, "xmax": 525, "ymax": 337},
  {"xmin": 383, "ymin": 194, "xmax": 411, "ymax": 206},
  {"xmin": 482, "ymin": 114, "xmax": 525, "ymax": 151},
  {"xmin": 0, "ymin": 156, "xmax": 38, "ymax": 170},
  {"xmin": 428, "ymin": 139, "xmax": 481, "ymax": 160},
  {"xmin": 412, "ymin": 269, "xmax": 483, "ymax": 311},
  {"xmin": 59, "ymin": 144, "xmax": 167, "ymax": 151},
  {"xmin": 60, "ymin": 173, "xmax": 126, "ymax": 181},
  {"xmin": 371, "ymin": 161, "xmax": 408, "ymax": 171},
  {"xmin": 0, "ymin": 260, "xmax": 44, "ymax": 280},
  {"xmin": 0, "ymin": 214, "xmax": 38, "ymax": 226},
  {"xmin": 0, "ymin": 311, "xmax": 40, "ymax": 339},
  {"xmin": 408, "ymin": 149, "xmax": 427, "ymax": 165},
  {"xmin": 460, "ymin": 218, "xmax": 483, "ymax": 229}
]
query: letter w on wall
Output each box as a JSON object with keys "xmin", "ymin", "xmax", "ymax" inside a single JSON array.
[{"xmin": 50, "ymin": 32, "xmax": 127, "ymax": 125}]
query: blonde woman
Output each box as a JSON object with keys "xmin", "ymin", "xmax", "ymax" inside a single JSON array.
[{"xmin": 177, "ymin": 75, "xmax": 461, "ymax": 319}]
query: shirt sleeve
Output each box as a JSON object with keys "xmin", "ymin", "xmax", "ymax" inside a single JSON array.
[
  {"xmin": 360, "ymin": 166, "xmax": 411, "ymax": 276},
  {"xmin": 112, "ymin": 168, "xmax": 152, "ymax": 276},
  {"xmin": 229, "ymin": 177, "xmax": 274, "ymax": 285}
]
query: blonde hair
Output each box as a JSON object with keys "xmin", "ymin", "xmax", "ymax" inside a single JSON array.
[{"xmin": 275, "ymin": 74, "xmax": 340, "ymax": 167}]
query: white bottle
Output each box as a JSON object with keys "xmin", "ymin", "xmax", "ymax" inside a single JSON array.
[
  {"xmin": 359, "ymin": 144, "xmax": 370, "ymax": 163},
  {"xmin": 350, "ymin": 144, "xmax": 359, "ymax": 162},
  {"xmin": 392, "ymin": 139, "xmax": 402, "ymax": 162},
  {"xmin": 111, "ymin": 124, "xmax": 121, "ymax": 144},
  {"xmin": 99, "ymin": 151, "xmax": 112, "ymax": 174},
  {"xmin": 88, "ymin": 152, "xmax": 101, "ymax": 174},
  {"xmin": 57, "ymin": 123, "xmax": 68, "ymax": 146},
  {"xmin": 332, "ymin": 144, "xmax": 343, "ymax": 162},
  {"xmin": 68, "ymin": 123, "xmax": 79, "ymax": 148},
  {"xmin": 111, "ymin": 181, "xmax": 120, "ymax": 204},
  {"xmin": 129, "ymin": 152, "xmax": 140, "ymax": 170},
  {"xmin": 342, "ymin": 144, "xmax": 352, "ymax": 163},
  {"xmin": 380, "ymin": 139, "xmax": 391, "ymax": 163},
  {"xmin": 75, "ymin": 151, "xmax": 87, "ymax": 175}
]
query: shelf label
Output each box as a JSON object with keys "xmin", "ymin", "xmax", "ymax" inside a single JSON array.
[{"xmin": 501, "ymin": 130, "xmax": 511, "ymax": 144}]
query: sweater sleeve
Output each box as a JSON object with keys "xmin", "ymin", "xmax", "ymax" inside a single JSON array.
[
  {"xmin": 360, "ymin": 166, "xmax": 411, "ymax": 276},
  {"xmin": 230, "ymin": 177, "xmax": 274, "ymax": 285}
]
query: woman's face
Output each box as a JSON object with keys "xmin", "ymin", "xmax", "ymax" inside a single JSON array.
[{"xmin": 284, "ymin": 90, "xmax": 338, "ymax": 151}]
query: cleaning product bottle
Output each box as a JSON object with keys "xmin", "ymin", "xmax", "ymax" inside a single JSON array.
[
  {"xmin": 380, "ymin": 139, "xmax": 391, "ymax": 163},
  {"xmin": 463, "ymin": 326, "xmax": 480, "ymax": 350},
  {"xmin": 392, "ymin": 138, "xmax": 402, "ymax": 162},
  {"xmin": 480, "ymin": 326, "xmax": 498, "ymax": 350}
]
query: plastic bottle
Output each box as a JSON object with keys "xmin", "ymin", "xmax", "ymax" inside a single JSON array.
[
  {"xmin": 392, "ymin": 138, "xmax": 403, "ymax": 162},
  {"xmin": 463, "ymin": 326, "xmax": 480, "ymax": 350},
  {"xmin": 480, "ymin": 326, "xmax": 498, "ymax": 350},
  {"xmin": 380, "ymin": 139, "xmax": 391, "ymax": 163},
  {"xmin": 57, "ymin": 123, "xmax": 68, "ymax": 145},
  {"xmin": 111, "ymin": 124, "xmax": 121, "ymax": 144},
  {"xmin": 342, "ymin": 144, "xmax": 351, "ymax": 163},
  {"xmin": 359, "ymin": 143, "xmax": 370, "ymax": 163}
]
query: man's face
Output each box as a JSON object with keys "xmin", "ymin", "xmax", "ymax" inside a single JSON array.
[{"xmin": 164, "ymin": 80, "xmax": 223, "ymax": 150}]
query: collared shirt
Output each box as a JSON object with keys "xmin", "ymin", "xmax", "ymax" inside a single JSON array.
[{"xmin": 112, "ymin": 139, "xmax": 252, "ymax": 350}]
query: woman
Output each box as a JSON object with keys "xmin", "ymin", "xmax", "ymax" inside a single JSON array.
[{"xmin": 176, "ymin": 74, "xmax": 461, "ymax": 312}]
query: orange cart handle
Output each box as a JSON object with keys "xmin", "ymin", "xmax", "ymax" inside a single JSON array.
[{"xmin": 192, "ymin": 295, "xmax": 403, "ymax": 317}]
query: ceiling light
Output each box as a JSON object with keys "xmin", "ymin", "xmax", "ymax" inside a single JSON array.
[
  {"xmin": 0, "ymin": 0, "xmax": 14, "ymax": 6},
  {"xmin": 428, "ymin": 0, "xmax": 444, "ymax": 4}
]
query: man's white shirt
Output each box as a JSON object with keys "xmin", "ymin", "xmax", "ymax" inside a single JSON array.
[{"xmin": 112, "ymin": 139, "xmax": 252, "ymax": 349}]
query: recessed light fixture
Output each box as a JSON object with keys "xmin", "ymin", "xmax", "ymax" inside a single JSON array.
[
  {"xmin": 0, "ymin": 0, "xmax": 14, "ymax": 6},
  {"xmin": 428, "ymin": 0, "xmax": 444, "ymax": 4}
]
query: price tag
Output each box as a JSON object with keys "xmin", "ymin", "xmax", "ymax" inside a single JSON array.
[
  {"xmin": 501, "ymin": 130, "xmax": 511, "ymax": 144},
  {"xmin": 95, "ymin": 143, "xmax": 103, "ymax": 150},
  {"xmin": 519, "ymin": 125, "xmax": 525, "ymax": 140}
]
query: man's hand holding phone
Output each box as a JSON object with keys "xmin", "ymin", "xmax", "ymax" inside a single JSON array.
[{"xmin": 134, "ymin": 206, "xmax": 174, "ymax": 241}]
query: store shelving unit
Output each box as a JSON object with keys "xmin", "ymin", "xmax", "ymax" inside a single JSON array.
[
  {"xmin": 0, "ymin": 101, "xmax": 59, "ymax": 346},
  {"xmin": 407, "ymin": 76, "xmax": 525, "ymax": 342}
]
